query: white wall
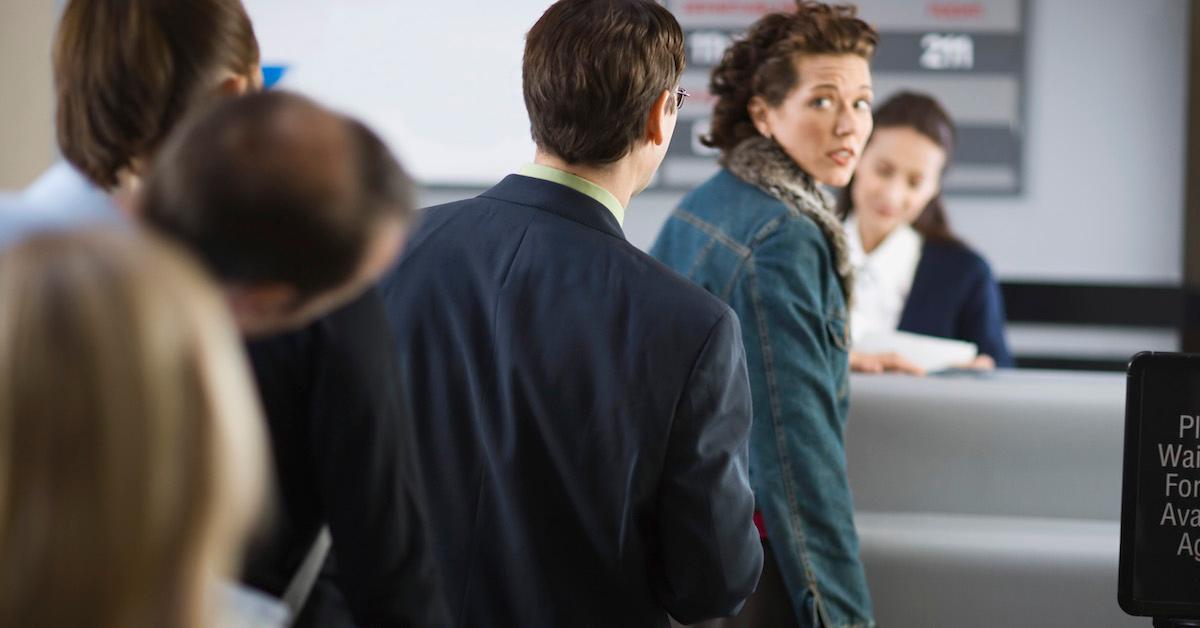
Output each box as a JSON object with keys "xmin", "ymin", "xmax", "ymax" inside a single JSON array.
[
  {"xmin": 5, "ymin": 0, "xmax": 1189, "ymax": 288},
  {"xmin": 553, "ymin": 0, "xmax": 1192, "ymax": 286},
  {"xmin": 950, "ymin": 0, "xmax": 1188, "ymax": 284},
  {"xmin": 0, "ymin": 0, "xmax": 56, "ymax": 190}
]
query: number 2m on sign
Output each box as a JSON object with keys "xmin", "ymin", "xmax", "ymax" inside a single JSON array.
[{"xmin": 920, "ymin": 33, "xmax": 975, "ymax": 70}]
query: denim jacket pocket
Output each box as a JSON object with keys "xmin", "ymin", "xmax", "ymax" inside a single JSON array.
[
  {"xmin": 825, "ymin": 304, "xmax": 850, "ymax": 353},
  {"xmin": 826, "ymin": 304, "xmax": 851, "ymax": 404}
]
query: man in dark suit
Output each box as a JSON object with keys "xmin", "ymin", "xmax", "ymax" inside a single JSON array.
[{"xmin": 379, "ymin": 1, "xmax": 763, "ymax": 626}]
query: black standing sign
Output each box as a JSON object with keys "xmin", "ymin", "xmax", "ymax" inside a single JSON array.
[{"xmin": 1121, "ymin": 352, "xmax": 1200, "ymax": 618}]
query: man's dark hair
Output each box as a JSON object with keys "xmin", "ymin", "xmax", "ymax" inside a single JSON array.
[
  {"xmin": 523, "ymin": 0, "xmax": 685, "ymax": 165},
  {"xmin": 54, "ymin": 0, "xmax": 260, "ymax": 190},
  {"xmin": 141, "ymin": 90, "xmax": 413, "ymax": 298}
]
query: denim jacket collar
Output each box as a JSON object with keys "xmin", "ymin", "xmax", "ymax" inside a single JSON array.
[{"xmin": 723, "ymin": 136, "xmax": 854, "ymax": 302}]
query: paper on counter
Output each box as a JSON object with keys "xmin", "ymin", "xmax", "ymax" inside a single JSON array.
[{"xmin": 854, "ymin": 330, "xmax": 978, "ymax": 373}]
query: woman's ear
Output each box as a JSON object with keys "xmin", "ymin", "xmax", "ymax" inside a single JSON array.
[
  {"xmin": 747, "ymin": 95, "xmax": 772, "ymax": 137},
  {"xmin": 217, "ymin": 71, "xmax": 252, "ymax": 97}
]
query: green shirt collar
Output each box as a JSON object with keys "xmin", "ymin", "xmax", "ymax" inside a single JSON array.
[{"xmin": 517, "ymin": 163, "xmax": 625, "ymax": 226}]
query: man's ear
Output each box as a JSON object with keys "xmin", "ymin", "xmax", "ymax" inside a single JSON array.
[
  {"xmin": 223, "ymin": 282, "xmax": 299, "ymax": 335},
  {"xmin": 747, "ymin": 95, "xmax": 772, "ymax": 137},
  {"xmin": 644, "ymin": 89, "xmax": 672, "ymax": 146}
]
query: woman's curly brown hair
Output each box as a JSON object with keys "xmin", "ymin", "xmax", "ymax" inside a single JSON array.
[{"xmin": 704, "ymin": 1, "xmax": 878, "ymax": 155}]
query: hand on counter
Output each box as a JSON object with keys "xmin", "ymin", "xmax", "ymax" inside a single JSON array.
[
  {"xmin": 849, "ymin": 351, "xmax": 926, "ymax": 376},
  {"xmin": 958, "ymin": 354, "xmax": 996, "ymax": 371}
]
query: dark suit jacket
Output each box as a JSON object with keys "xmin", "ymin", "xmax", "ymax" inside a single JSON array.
[
  {"xmin": 242, "ymin": 290, "xmax": 449, "ymax": 628},
  {"xmin": 899, "ymin": 240, "xmax": 1014, "ymax": 367},
  {"xmin": 379, "ymin": 174, "xmax": 763, "ymax": 627}
]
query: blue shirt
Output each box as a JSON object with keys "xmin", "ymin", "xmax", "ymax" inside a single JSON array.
[{"xmin": 0, "ymin": 162, "xmax": 122, "ymax": 248}]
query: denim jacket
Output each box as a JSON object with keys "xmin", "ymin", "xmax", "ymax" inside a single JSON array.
[{"xmin": 650, "ymin": 137, "xmax": 874, "ymax": 628}]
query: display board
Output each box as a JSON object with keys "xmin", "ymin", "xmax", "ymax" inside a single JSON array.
[
  {"xmin": 665, "ymin": 0, "xmax": 1026, "ymax": 195},
  {"xmin": 246, "ymin": 0, "xmax": 1025, "ymax": 195}
]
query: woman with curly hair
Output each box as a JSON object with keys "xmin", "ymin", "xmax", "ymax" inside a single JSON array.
[{"xmin": 652, "ymin": 3, "xmax": 877, "ymax": 626}]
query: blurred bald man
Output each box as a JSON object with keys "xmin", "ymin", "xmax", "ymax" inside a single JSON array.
[{"xmin": 141, "ymin": 91, "xmax": 450, "ymax": 628}]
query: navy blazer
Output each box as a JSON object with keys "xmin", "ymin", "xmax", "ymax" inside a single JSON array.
[
  {"xmin": 379, "ymin": 174, "xmax": 762, "ymax": 627},
  {"xmin": 898, "ymin": 240, "xmax": 1013, "ymax": 367},
  {"xmin": 243, "ymin": 290, "xmax": 449, "ymax": 628}
]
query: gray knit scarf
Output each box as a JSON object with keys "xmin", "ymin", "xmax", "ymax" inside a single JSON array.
[{"xmin": 723, "ymin": 135, "xmax": 854, "ymax": 302}]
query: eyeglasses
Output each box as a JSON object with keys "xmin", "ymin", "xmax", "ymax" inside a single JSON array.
[{"xmin": 674, "ymin": 87, "xmax": 690, "ymax": 111}]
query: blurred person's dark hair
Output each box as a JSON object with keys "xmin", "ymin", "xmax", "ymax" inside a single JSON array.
[
  {"xmin": 836, "ymin": 91, "xmax": 962, "ymax": 245},
  {"xmin": 141, "ymin": 90, "xmax": 414, "ymax": 305},
  {"xmin": 704, "ymin": 1, "xmax": 877, "ymax": 155},
  {"xmin": 53, "ymin": 0, "xmax": 261, "ymax": 190},
  {"xmin": 523, "ymin": 0, "xmax": 685, "ymax": 165}
]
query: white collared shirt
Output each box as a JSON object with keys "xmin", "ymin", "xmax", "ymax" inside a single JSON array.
[{"xmin": 844, "ymin": 214, "xmax": 924, "ymax": 346}]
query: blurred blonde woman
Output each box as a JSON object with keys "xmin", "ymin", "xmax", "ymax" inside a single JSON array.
[{"xmin": 0, "ymin": 228, "xmax": 270, "ymax": 628}]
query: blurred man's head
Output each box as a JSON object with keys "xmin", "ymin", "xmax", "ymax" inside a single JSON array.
[
  {"xmin": 523, "ymin": 0, "xmax": 685, "ymax": 193},
  {"xmin": 141, "ymin": 91, "xmax": 413, "ymax": 336}
]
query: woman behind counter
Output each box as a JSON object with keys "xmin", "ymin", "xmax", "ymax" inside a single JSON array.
[
  {"xmin": 838, "ymin": 91, "xmax": 1013, "ymax": 372},
  {"xmin": 652, "ymin": 2, "xmax": 878, "ymax": 626}
]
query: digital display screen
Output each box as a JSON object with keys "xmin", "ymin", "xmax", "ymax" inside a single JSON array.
[{"xmin": 1120, "ymin": 353, "xmax": 1200, "ymax": 617}]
